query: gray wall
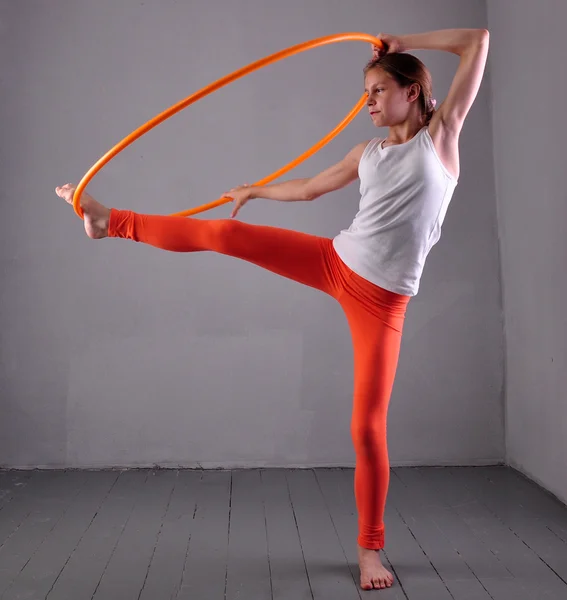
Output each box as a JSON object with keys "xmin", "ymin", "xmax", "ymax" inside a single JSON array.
[
  {"xmin": 0, "ymin": 0, "xmax": 502, "ymax": 468},
  {"xmin": 487, "ymin": 0, "xmax": 567, "ymax": 504}
]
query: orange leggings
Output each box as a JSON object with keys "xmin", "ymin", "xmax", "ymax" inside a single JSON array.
[{"xmin": 109, "ymin": 209, "xmax": 410, "ymax": 550}]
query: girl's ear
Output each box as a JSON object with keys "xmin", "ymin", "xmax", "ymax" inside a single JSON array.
[{"xmin": 408, "ymin": 82, "xmax": 421, "ymax": 101}]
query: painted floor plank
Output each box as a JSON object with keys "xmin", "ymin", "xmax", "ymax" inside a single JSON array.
[
  {"xmin": 380, "ymin": 482, "xmax": 457, "ymax": 599},
  {"xmin": 0, "ymin": 471, "xmax": 87, "ymax": 596},
  {"xmin": 471, "ymin": 466, "xmax": 567, "ymax": 577},
  {"xmin": 394, "ymin": 467, "xmax": 530, "ymax": 600},
  {"xmin": 261, "ymin": 469, "xmax": 313, "ymax": 600},
  {"xmin": 138, "ymin": 470, "xmax": 202, "ymax": 600},
  {"xmin": 0, "ymin": 471, "xmax": 67, "ymax": 548},
  {"xmin": 502, "ymin": 468, "xmax": 567, "ymax": 543},
  {"xmin": 1, "ymin": 471, "xmax": 118, "ymax": 600},
  {"xmin": 225, "ymin": 470, "xmax": 272, "ymax": 600},
  {"xmin": 0, "ymin": 470, "xmax": 32, "ymax": 510},
  {"xmin": 46, "ymin": 470, "xmax": 149, "ymax": 600},
  {"xmin": 91, "ymin": 470, "xmax": 177, "ymax": 600},
  {"xmin": 420, "ymin": 467, "xmax": 553, "ymax": 600},
  {"xmin": 286, "ymin": 469, "xmax": 360, "ymax": 600},
  {"xmin": 175, "ymin": 471, "xmax": 231, "ymax": 600},
  {"xmin": 389, "ymin": 470, "xmax": 492, "ymax": 600},
  {"xmin": 400, "ymin": 467, "xmax": 513, "ymax": 580},
  {"xmin": 447, "ymin": 467, "xmax": 567, "ymax": 600}
]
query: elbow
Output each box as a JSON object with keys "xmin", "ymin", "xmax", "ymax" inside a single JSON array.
[
  {"xmin": 475, "ymin": 29, "xmax": 490, "ymax": 46},
  {"xmin": 459, "ymin": 29, "xmax": 489, "ymax": 56},
  {"xmin": 302, "ymin": 183, "xmax": 318, "ymax": 202}
]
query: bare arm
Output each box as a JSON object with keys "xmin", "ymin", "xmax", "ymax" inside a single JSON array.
[
  {"xmin": 399, "ymin": 29, "xmax": 490, "ymax": 133},
  {"xmin": 226, "ymin": 141, "xmax": 368, "ymax": 217},
  {"xmin": 251, "ymin": 141, "xmax": 368, "ymax": 201},
  {"xmin": 398, "ymin": 28, "xmax": 488, "ymax": 56}
]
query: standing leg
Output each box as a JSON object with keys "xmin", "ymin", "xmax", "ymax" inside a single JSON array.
[
  {"xmin": 349, "ymin": 315, "xmax": 404, "ymax": 552},
  {"xmin": 338, "ymin": 272, "xmax": 409, "ymax": 590}
]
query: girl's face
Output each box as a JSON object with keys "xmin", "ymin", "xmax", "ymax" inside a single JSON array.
[{"xmin": 364, "ymin": 68, "xmax": 420, "ymax": 127}]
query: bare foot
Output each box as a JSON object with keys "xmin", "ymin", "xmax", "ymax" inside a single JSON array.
[
  {"xmin": 358, "ymin": 544, "xmax": 394, "ymax": 590},
  {"xmin": 56, "ymin": 183, "xmax": 110, "ymax": 239}
]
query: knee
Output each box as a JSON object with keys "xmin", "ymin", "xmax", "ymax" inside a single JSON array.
[
  {"xmin": 209, "ymin": 219, "xmax": 245, "ymax": 253},
  {"xmin": 351, "ymin": 421, "xmax": 387, "ymax": 454},
  {"xmin": 213, "ymin": 218, "xmax": 240, "ymax": 237}
]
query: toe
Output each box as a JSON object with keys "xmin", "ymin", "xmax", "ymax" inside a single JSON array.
[
  {"xmin": 360, "ymin": 574, "xmax": 373, "ymax": 590},
  {"xmin": 56, "ymin": 186, "xmax": 72, "ymax": 203}
]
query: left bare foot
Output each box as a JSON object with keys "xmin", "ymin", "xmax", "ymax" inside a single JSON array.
[
  {"xmin": 357, "ymin": 544, "xmax": 394, "ymax": 590},
  {"xmin": 56, "ymin": 183, "xmax": 110, "ymax": 239}
]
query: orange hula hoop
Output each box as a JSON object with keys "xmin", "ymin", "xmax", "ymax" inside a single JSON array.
[{"xmin": 72, "ymin": 32, "xmax": 384, "ymax": 219}]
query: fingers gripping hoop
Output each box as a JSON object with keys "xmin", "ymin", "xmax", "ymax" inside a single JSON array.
[{"xmin": 72, "ymin": 32, "xmax": 384, "ymax": 219}]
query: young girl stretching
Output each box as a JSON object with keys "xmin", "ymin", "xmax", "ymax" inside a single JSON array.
[{"xmin": 57, "ymin": 29, "xmax": 489, "ymax": 591}]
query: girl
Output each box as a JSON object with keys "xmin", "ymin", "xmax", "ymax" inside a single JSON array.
[{"xmin": 57, "ymin": 28, "xmax": 489, "ymax": 591}]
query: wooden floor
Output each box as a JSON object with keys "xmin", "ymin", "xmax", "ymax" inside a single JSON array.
[{"xmin": 0, "ymin": 466, "xmax": 566, "ymax": 599}]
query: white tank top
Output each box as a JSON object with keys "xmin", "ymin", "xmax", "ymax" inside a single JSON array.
[{"xmin": 332, "ymin": 126, "xmax": 458, "ymax": 296}]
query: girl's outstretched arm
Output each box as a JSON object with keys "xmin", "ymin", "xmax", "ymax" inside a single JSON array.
[{"xmin": 226, "ymin": 140, "xmax": 369, "ymax": 218}]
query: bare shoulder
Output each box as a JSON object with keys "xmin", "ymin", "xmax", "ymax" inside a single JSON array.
[
  {"xmin": 426, "ymin": 30, "xmax": 489, "ymax": 181},
  {"xmin": 349, "ymin": 140, "xmax": 373, "ymax": 161},
  {"xmin": 427, "ymin": 113, "xmax": 460, "ymax": 180}
]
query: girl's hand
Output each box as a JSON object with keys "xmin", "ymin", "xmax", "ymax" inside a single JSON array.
[
  {"xmin": 371, "ymin": 33, "xmax": 406, "ymax": 59},
  {"xmin": 224, "ymin": 183, "xmax": 253, "ymax": 218}
]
